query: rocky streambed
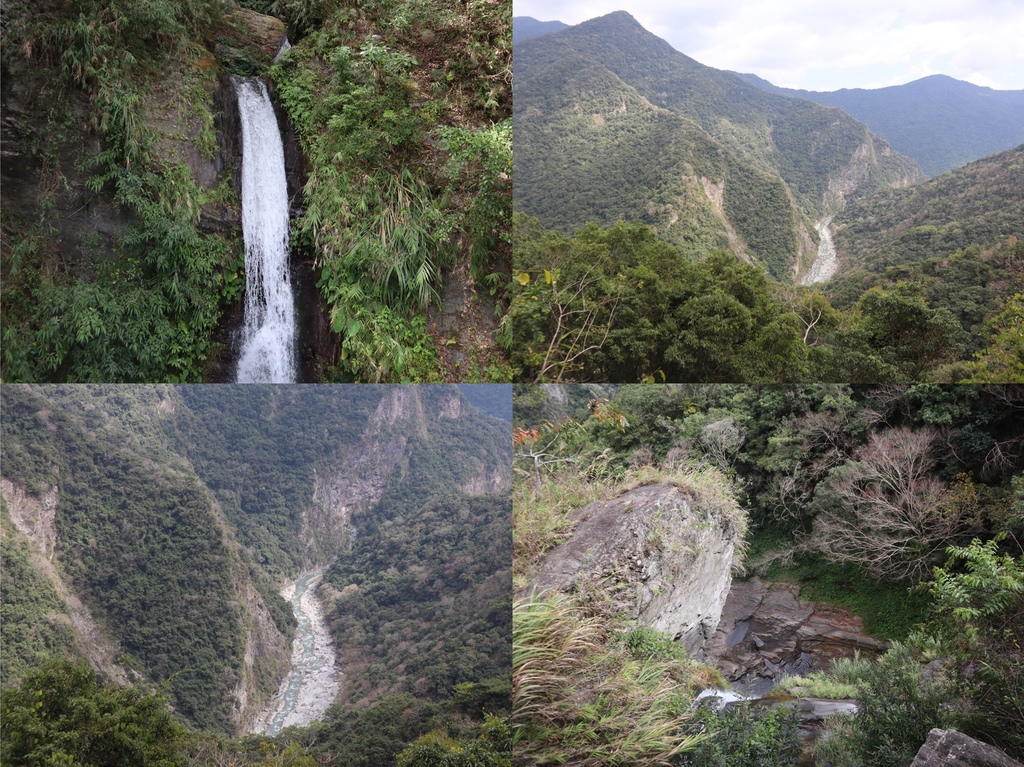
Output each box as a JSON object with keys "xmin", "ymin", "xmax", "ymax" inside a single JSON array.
[
  {"xmin": 701, "ymin": 576, "xmax": 888, "ymax": 696},
  {"xmin": 251, "ymin": 569, "xmax": 340, "ymax": 736}
]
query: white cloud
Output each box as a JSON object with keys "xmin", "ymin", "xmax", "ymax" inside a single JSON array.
[{"xmin": 514, "ymin": 0, "xmax": 1024, "ymax": 90}]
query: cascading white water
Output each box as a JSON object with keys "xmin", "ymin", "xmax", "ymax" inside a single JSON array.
[
  {"xmin": 234, "ymin": 76, "xmax": 296, "ymax": 383},
  {"xmin": 274, "ymin": 38, "xmax": 291, "ymax": 62}
]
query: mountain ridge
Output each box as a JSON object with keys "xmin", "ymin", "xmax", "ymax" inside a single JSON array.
[
  {"xmin": 735, "ymin": 71, "xmax": 1024, "ymax": 177},
  {"xmin": 513, "ymin": 15, "xmax": 569, "ymax": 43}
]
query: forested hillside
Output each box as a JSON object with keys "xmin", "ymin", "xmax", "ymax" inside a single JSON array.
[
  {"xmin": 1, "ymin": 384, "xmax": 512, "ymax": 765},
  {"xmin": 512, "ymin": 384, "xmax": 1024, "ymax": 765},
  {"xmin": 512, "ymin": 12, "xmax": 1022, "ymax": 386},
  {"xmin": 737, "ymin": 73, "xmax": 1024, "ymax": 177},
  {"xmin": 513, "ymin": 12, "xmax": 921, "ymax": 281},
  {"xmin": 1, "ymin": 0, "xmax": 511, "ymax": 383},
  {"xmin": 830, "ymin": 145, "xmax": 1024, "ymax": 272},
  {"xmin": 512, "ymin": 213, "xmax": 1023, "ymax": 383}
]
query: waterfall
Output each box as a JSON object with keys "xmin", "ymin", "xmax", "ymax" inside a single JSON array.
[{"xmin": 234, "ymin": 76, "xmax": 296, "ymax": 383}]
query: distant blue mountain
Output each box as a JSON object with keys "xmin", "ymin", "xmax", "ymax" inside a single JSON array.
[
  {"xmin": 735, "ymin": 72, "xmax": 1024, "ymax": 177},
  {"xmin": 513, "ymin": 16, "xmax": 569, "ymax": 44}
]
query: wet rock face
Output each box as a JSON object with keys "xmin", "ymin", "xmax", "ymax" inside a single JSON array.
[
  {"xmin": 911, "ymin": 729, "xmax": 1024, "ymax": 767},
  {"xmin": 528, "ymin": 483, "xmax": 740, "ymax": 653},
  {"xmin": 702, "ymin": 577, "xmax": 888, "ymax": 695}
]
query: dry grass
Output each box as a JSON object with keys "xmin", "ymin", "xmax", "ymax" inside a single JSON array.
[{"xmin": 513, "ymin": 592, "xmax": 705, "ymax": 766}]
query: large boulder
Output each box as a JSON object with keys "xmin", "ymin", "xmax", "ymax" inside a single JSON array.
[
  {"xmin": 526, "ymin": 482, "xmax": 742, "ymax": 653},
  {"xmin": 911, "ymin": 729, "xmax": 1023, "ymax": 767}
]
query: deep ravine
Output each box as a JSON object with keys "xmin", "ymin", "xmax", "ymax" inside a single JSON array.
[{"xmin": 251, "ymin": 569, "xmax": 340, "ymax": 736}]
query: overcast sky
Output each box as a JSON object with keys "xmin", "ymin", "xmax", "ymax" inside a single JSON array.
[{"xmin": 513, "ymin": 0, "xmax": 1024, "ymax": 91}]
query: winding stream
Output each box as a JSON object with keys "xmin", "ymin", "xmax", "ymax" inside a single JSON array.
[{"xmin": 252, "ymin": 569, "xmax": 340, "ymax": 736}]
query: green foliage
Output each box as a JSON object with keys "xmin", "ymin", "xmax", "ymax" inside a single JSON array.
[
  {"xmin": 854, "ymin": 285, "xmax": 969, "ymax": 380},
  {"xmin": 0, "ymin": 507, "xmax": 78, "ymax": 681},
  {"xmin": 512, "ymin": 217, "xmax": 813, "ymax": 382},
  {"xmin": 325, "ymin": 493, "xmax": 512, "ymax": 704},
  {"xmin": 622, "ymin": 626, "xmax": 690, "ymax": 664},
  {"xmin": 269, "ymin": 0, "xmax": 511, "ymax": 382},
  {"xmin": 512, "ymin": 213, "xmax": 1020, "ymax": 381},
  {"xmin": 437, "ymin": 120, "xmax": 512, "ymax": 283},
  {"xmin": 168, "ymin": 385, "xmax": 384, "ymax": 574},
  {"xmin": 814, "ymin": 643, "xmax": 966, "ymax": 767},
  {"xmin": 0, "ymin": 658, "xmax": 185, "ymax": 767},
  {"xmin": 1, "ymin": 1, "xmax": 240, "ymax": 383},
  {"xmin": 961, "ymin": 292, "xmax": 1024, "ymax": 382},
  {"xmin": 0, "ymin": 385, "xmax": 246, "ymax": 733},
  {"xmin": 453, "ymin": 679, "xmax": 515, "ymax": 719},
  {"xmin": 396, "ymin": 716, "xmax": 512, "ymax": 767},
  {"xmin": 679, "ymin": 704, "xmax": 802, "ymax": 767},
  {"xmin": 926, "ymin": 537, "xmax": 1024, "ymax": 756},
  {"xmin": 310, "ymin": 694, "xmax": 440, "ymax": 767},
  {"xmin": 326, "ymin": 297, "xmax": 443, "ymax": 383},
  {"xmin": 833, "ymin": 146, "xmax": 1024, "ymax": 273}
]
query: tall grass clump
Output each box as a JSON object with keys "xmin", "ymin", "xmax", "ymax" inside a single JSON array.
[{"xmin": 513, "ymin": 593, "xmax": 704, "ymax": 766}]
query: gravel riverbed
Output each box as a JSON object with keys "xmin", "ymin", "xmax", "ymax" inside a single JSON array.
[{"xmin": 251, "ymin": 570, "xmax": 340, "ymax": 735}]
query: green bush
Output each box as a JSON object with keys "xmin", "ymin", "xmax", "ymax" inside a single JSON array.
[
  {"xmin": 0, "ymin": 659, "xmax": 184, "ymax": 767},
  {"xmin": 814, "ymin": 643, "xmax": 966, "ymax": 767},
  {"xmin": 679, "ymin": 704, "xmax": 802, "ymax": 767}
]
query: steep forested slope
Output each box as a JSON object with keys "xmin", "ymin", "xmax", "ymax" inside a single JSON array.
[
  {"xmin": 324, "ymin": 491, "xmax": 511, "ymax": 705},
  {"xmin": 0, "ymin": 384, "xmax": 512, "ymax": 747},
  {"xmin": 0, "ymin": 385, "xmax": 284, "ymax": 734},
  {"xmin": 826, "ymin": 145, "xmax": 1024, "ymax": 355},
  {"xmin": 831, "ymin": 145, "xmax": 1024, "ymax": 271},
  {"xmin": 738, "ymin": 72, "xmax": 1024, "ymax": 177}
]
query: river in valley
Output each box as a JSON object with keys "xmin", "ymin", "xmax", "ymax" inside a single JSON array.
[
  {"xmin": 802, "ymin": 217, "xmax": 838, "ymax": 285},
  {"xmin": 251, "ymin": 569, "xmax": 340, "ymax": 736}
]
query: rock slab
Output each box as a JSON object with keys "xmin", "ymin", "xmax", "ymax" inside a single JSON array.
[
  {"xmin": 528, "ymin": 482, "xmax": 740, "ymax": 653},
  {"xmin": 702, "ymin": 577, "xmax": 888, "ymax": 694},
  {"xmin": 911, "ymin": 729, "xmax": 1024, "ymax": 767}
]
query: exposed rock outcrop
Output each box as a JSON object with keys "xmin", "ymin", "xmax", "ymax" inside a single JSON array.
[
  {"xmin": 702, "ymin": 577, "xmax": 888, "ymax": 695},
  {"xmin": 527, "ymin": 482, "xmax": 742, "ymax": 653},
  {"xmin": 233, "ymin": 577, "xmax": 292, "ymax": 730},
  {"xmin": 2, "ymin": 479, "xmax": 58, "ymax": 561},
  {"xmin": 911, "ymin": 729, "xmax": 1024, "ymax": 767}
]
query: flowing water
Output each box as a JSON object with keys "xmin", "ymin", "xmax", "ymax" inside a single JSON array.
[
  {"xmin": 802, "ymin": 217, "xmax": 838, "ymax": 285},
  {"xmin": 234, "ymin": 76, "xmax": 296, "ymax": 383},
  {"xmin": 253, "ymin": 569, "xmax": 339, "ymax": 736}
]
